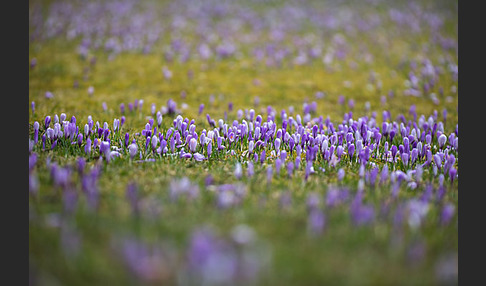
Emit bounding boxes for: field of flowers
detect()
[29,0,458,285]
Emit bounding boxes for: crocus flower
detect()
[100,140,111,159]
[260,150,266,165]
[129,143,138,159]
[29,153,37,172]
[181,152,192,159]
[85,138,92,154]
[401,153,409,167]
[77,133,83,146]
[29,173,39,196]
[351,203,375,226]
[113,118,120,132]
[234,163,243,179]
[275,158,282,175]
[207,142,212,157]
[33,121,39,143]
[337,168,345,181]
[44,116,51,129]
[407,199,430,229]
[449,167,457,184]
[287,162,294,178]
[193,153,206,162]
[308,209,325,236]
[348,144,355,160]
[336,145,344,159]
[247,161,254,177]
[170,137,175,153]
[248,140,255,153]
[438,134,447,149]
[434,154,442,170]
[274,138,281,154]
[440,203,455,226]
[189,138,198,153]
[266,166,273,184]
[151,135,158,152]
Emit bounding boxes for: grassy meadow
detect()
[29,0,458,285]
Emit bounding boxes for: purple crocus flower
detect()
[29,153,37,172]
[289,137,295,154]
[207,142,212,158]
[275,158,282,175]
[266,166,273,184]
[438,134,447,149]
[440,203,455,226]
[391,145,398,161]
[411,148,418,164]
[234,163,243,179]
[407,199,430,229]
[189,138,198,153]
[336,145,344,159]
[274,138,281,154]
[260,150,266,165]
[44,116,51,129]
[326,188,349,207]
[145,136,151,152]
[287,162,294,178]
[217,136,224,150]
[45,91,54,99]
[308,209,326,236]
[33,121,39,144]
[348,144,355,160]
[401,153,409,167]
[337,168,345,181]
[76,157,86,174]
[434,154,442,170]
[305,162,313,181]
[85,138,92,154]
[30,58,37,69]
[129,143,138,159]
[170,136,175,153]
[151,135,158,152]
[247,161,254,178]
[77,133,83,146]
[351,203,375,226]
[248,140,255,154]
[29,173,39,197]
[193,152,206,162]
[338,95,345,105]
[100,141,111,160]
[449,167,457,184]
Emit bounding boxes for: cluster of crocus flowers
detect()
[30,97,458,187]
[29,97,458,248]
